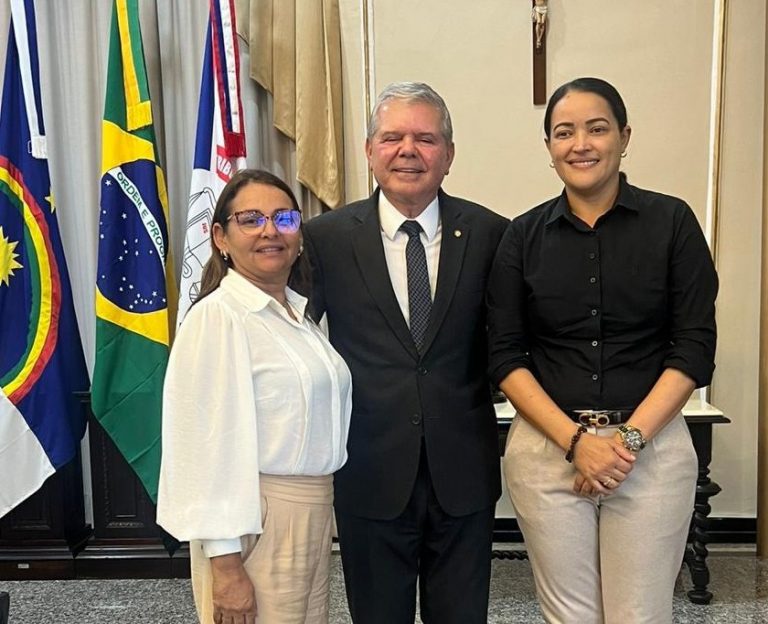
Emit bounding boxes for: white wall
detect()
[709,1,765,517]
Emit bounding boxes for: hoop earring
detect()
[621,151,627,158]
[298,243,304,257]
[549,161,555,168]
[221,250,229,262]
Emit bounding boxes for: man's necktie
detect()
[399,220,432,353]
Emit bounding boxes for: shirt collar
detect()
[545,192,571,226]
[614,174,638,213]
[220,269,308,319]
[378,192,440,242]
[545,174,639,227]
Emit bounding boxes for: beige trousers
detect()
[504,414,697,624]
[190,473,334,624]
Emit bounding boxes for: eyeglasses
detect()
[227,208,302,234]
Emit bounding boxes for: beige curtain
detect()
[235,0,345,211]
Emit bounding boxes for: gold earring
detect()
[621,151,627,158]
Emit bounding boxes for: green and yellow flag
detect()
[92,0,176,502]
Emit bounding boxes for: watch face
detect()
[623,429,644,451]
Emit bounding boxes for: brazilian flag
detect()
[92,0,176,503]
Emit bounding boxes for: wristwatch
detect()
[617,424,646,452]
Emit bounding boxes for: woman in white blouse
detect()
[157,169,352,624]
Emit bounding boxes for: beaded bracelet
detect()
[565,425,588,463]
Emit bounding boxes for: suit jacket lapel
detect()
[352,193,420,359]
[421,191,468,355]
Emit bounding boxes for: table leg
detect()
[0,591,9,624]
[685,422,720,604]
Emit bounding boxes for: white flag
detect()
[178,0,246,324]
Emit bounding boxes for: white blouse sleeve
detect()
[201,537,242,558]
[156,297,262,542]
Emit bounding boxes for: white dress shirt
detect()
[378,193,442,325]
[157,270,352,557]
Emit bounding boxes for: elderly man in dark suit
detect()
[304,82,508,624]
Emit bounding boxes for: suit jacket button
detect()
[411,414,422,425]
[417,366,427,376]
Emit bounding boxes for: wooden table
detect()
[493,398,730,605]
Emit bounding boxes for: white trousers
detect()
[504,414,697,624]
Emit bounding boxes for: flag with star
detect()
[92,0,176,503]
[177,0,246,324]
[0,0,89,517]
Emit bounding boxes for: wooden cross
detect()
[532,0,548,105]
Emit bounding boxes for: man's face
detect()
[366,99,455,217]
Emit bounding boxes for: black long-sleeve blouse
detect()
[487,176,718,411]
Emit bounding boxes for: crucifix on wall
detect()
[532,0,548,105]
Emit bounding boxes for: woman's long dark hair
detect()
[194,169,312,305]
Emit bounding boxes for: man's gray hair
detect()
[366,82,453,144]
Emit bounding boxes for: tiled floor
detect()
[0,551,765,623]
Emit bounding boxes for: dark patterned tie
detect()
[399,220,432,352]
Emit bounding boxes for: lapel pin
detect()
[454,229,462,238]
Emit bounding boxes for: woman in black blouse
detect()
[487,77,717,623]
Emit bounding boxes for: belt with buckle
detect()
[567,409,635,427]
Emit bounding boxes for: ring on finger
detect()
[602,476,616,488]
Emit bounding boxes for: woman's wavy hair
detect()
[194,169,312,305]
